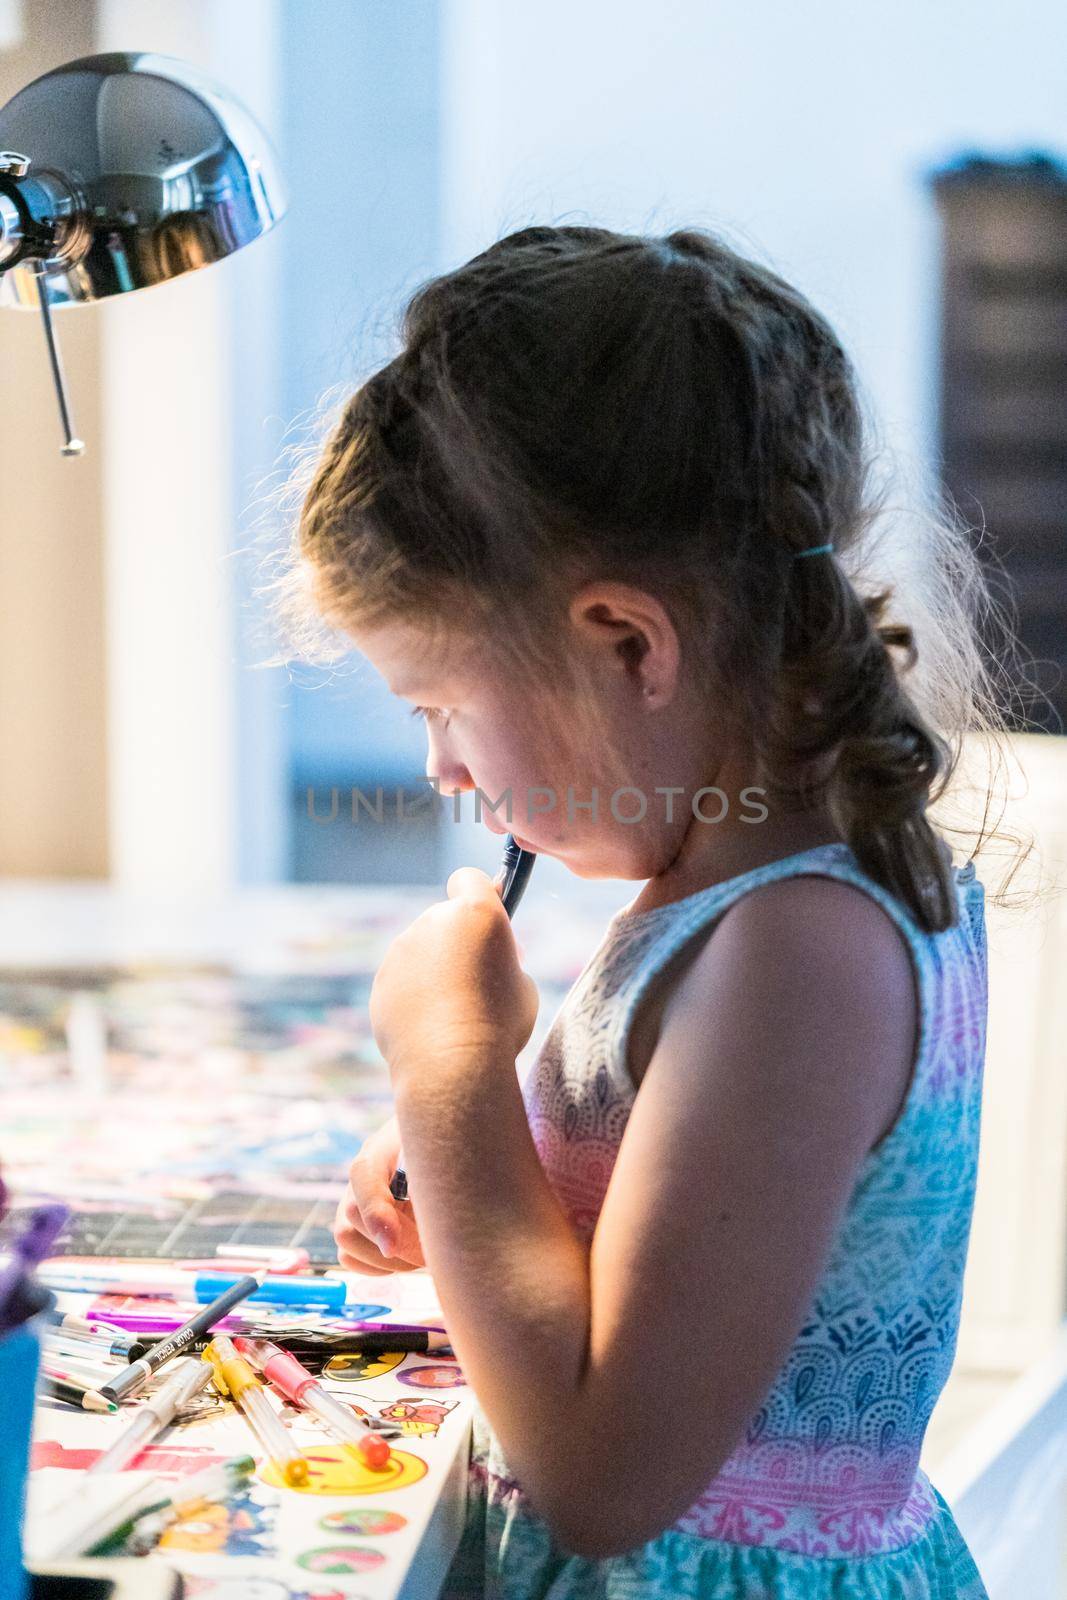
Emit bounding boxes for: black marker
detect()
[100,1270,265,1404]
[129,1328,454,1368]
[389,834,537,1203]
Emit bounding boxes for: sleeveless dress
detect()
[443,840,990,1599]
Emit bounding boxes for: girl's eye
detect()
[411,705,451,727]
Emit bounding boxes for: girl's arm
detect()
[377,872,917,1560]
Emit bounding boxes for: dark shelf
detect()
[931,151,1067,731]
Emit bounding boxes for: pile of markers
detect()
[36,1254,453,1559]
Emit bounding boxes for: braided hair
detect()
[279,223,1032,933]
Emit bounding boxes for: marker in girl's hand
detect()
[389,834,536,1204]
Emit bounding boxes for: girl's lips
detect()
[482,815,538,853]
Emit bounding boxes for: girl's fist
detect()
[333,1116,425,1273]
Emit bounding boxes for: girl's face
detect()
[345,612,715,880]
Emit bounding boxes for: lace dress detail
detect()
[443,842,990,1598]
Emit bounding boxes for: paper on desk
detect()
[27,1349,473,1598]
[25,1466,162,1561]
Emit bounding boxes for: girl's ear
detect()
[566,581,681,709]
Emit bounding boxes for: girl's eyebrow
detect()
[392,683,441,702]
[379,671,425,698]
[390,671,462,700]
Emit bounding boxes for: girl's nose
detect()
[425,727,473,797]
[430,761,473,798]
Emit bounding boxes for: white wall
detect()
[279,0,441,801]
[0,0,21,49]
[433,0,1067,881]
[440,0,1067,469]
[96,0,286,893]
[0,0,108,878]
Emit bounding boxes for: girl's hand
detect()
[333,1115,425,1272]
[369,867,539,1083]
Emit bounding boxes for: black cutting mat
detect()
[0,1189,341,1270]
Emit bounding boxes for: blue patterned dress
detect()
[443,841,990,1598]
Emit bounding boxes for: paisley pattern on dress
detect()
[442,843,991,1598]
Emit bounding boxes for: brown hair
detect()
[267,223,1041,934]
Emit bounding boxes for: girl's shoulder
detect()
[603,842,986,1119]
[607,840,985,999]
[644,864,921,1151]
[527,840,986,1245]
[610,840,982,944]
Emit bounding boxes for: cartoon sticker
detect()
[182,1583,347,1600]
[259,1443,428,1495]
[180,1581,291,1600]
[159,1491,276,1557]
[396,1363,466,1389]
[377,1399,457,1438]
[322,1350,405,1382]
[318,1507,407,1537]
[297,1547,387,1574]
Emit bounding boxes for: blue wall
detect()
[280,0,442,795]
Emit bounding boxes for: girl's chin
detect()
[483,823,538,852]
[507,831,540,853]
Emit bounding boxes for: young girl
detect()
[280,225,1008,1597]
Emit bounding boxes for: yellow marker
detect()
[203,1335,309,1488]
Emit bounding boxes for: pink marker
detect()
[234,1337,391,1469]
[197,1248,310,1274]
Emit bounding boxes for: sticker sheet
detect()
[26,1327,472,1599]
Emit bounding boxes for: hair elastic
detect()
[793,543,833,560]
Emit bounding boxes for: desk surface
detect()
[2,879,625,1599]
[26,1288,474,1600]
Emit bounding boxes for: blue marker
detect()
[41,1267,347,1310]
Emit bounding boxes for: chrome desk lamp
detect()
[0,51,286,454]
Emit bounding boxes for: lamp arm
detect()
[0,154,84,455]
[33,265,83,456]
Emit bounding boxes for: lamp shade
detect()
[0,50,286,308]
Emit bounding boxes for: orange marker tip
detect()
[361,1435,392,1470]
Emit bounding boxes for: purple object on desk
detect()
[73,1306,254,1335]
[70,1301,398,1335]
[0,1203,68,1335]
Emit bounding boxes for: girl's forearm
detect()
[393,1053,593,1505]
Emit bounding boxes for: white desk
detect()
[1,877,623,1599]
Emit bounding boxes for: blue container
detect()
[0,1318,42,1600]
